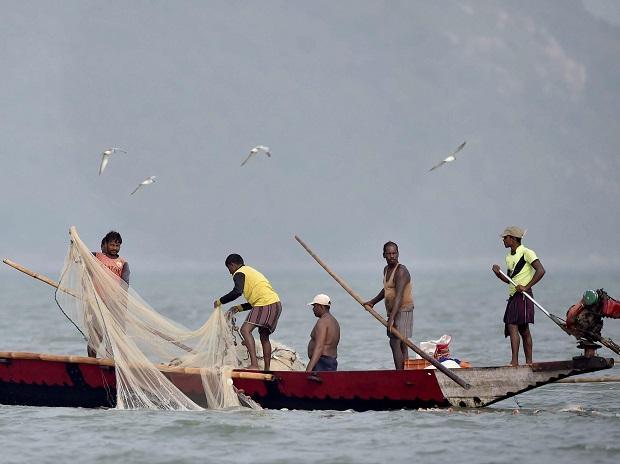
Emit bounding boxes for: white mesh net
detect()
[56,227,304,410]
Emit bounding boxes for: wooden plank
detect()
[0,351,274,381]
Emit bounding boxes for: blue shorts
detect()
[314,355,338,371]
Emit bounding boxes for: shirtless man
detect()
[364,241,414,370]
[306,294,340,372]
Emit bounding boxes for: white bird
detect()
[429,141,467,172]
[99,148,127,175]
[130,176,156,195]
[241,145,271,167]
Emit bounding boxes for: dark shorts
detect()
[245,301,282,334]
[314,355,338,371]
[504,291,534,337]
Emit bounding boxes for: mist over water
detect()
[1,1,620,272]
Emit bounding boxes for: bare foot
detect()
[247,364,260,370]
[509,362,519,367]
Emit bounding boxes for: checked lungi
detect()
[245,301,282,333]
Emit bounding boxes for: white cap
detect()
[307,294,331,306]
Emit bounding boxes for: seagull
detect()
[429,141,467,172]
[99,148,127,175]
[241,145,271,167]
[130,176,156,195]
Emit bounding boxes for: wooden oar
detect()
[3,258,79,297]
[2,258,198,355]
[294,235,471,389]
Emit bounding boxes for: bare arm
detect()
[516,259,545,292]
[306,319,328,372]
[121,262,130,285]
[491,264,511,284]
[387,266,410,335]
[364,289,385,308]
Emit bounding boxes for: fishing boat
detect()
[2,234,618,411]
[0,350,613,411]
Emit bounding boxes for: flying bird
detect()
[429,141,467,172]
[241,145,271,167]
[130,176,156,195]
[99,148,127,175]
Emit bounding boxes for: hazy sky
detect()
[1,0,619,275]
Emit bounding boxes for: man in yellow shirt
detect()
[214,254,282,370]
[492,226,545,366]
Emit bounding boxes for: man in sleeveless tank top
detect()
[88,231,130,358]
[214,254,282,370]
[364,242,414,370]
[492,226,545,366]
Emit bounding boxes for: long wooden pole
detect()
[294,235,471,389]
[0,351,274,381]
[3,258,79,297]
[2,258,197,355]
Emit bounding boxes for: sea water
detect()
[0,268,618,464]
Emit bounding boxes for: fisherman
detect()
[88,230,130,358]
[306,294,340,372]
[93,231,130,285]
[492,226,545,366]
[364,241,414,370]
[214,254,282,371]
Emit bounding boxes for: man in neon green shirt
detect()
[492,226,545,366]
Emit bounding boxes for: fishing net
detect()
[56,227,304,410]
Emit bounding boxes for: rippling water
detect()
[0,267,618,463]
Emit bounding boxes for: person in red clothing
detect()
[87,231,130,358]
[93,231,130,285]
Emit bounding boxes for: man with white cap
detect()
[306,294,340,372]
[492,226,545,366]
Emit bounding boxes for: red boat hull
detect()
[0,355,448,410]
[0,352,613,410]
[0,356,116,408]
[228,369,449,410]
